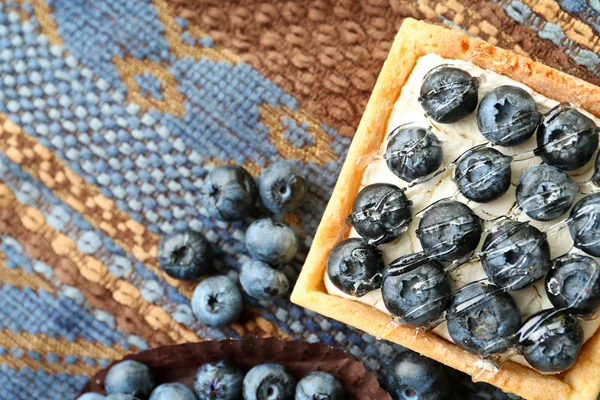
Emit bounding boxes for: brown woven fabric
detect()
[172,0,600,138]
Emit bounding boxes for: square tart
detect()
[291,18,600,400]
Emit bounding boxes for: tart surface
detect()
[291,19,600,400]
[324,52,600,371]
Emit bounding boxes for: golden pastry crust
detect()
[290,19,600,400]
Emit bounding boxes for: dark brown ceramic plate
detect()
[78,338,392,399]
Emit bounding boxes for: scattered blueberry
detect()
[191,276,243,328]
[194,360,244,400]
[454,146,511,203]
[546,254,600,317]
[447,283,521,356]
[77,394,105,400]
[240,260,290,300]
[348,183,412,244]
[536,104,599,171]
[480,220,552,290]
[569,193,600,257]
[295,371,345,400]
[105,395,140,400]
[385,126,443,182]
[382,253,451,327]
[258,160,308,214]
[385,351,450,400]
[204,165,257,221]
[419,66,478,123]
[417,200,483,263]
[158,230,212,280]
[515,165,578,221]
[246,219,298,265]
[149,383,196,400]
[518,309,583,373]
[326,238,384,297]
[477,85,542,146]
[243,363,296,400]
[104,360,155,398]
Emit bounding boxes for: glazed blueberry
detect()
[104,360,155,398]
[592,152,600,187]
[258,160,308,214]
[240,260,290,300]
[295,371,345,400]
[536,105,599,171]
[348,183,412,244]
[243,363,295,400]
[516,165,578,221]
[447,283,521,355]
[158,230,212,280]
[194,360,244,400]
[77,394,105,400]
[480,220,552,291]
[326,238,384,297]
[204,165,257,221]
[519,309,583,373]
[246,219,298,265]
[477,85,542,146]
[382,253,451,327]
[150,383,196,400]
[546,255,600,317]
[419,66,478,124]
[385,351,450,400]
[569,193,600,257]
[191,276,243,328]
[454,146,511,203]
[385,127,443,182]
[106,395,140,400]
[417,200,483,263]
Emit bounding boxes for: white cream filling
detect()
[325,54,600,372]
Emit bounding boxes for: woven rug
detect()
[0,0,598,398]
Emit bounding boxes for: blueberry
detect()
[326,238,383,297]
[158,230,212,280]
[106,395,141,400]
[536,105,599,171]
[477,85,542,146]
[385,351,450,400]
[454,146,511,203]
[518,309,583,372]
[480,220,552,291]
[239,260,290,300]
[77,394,105,400]
[382,253,451,327]
[258,160,308,214]
[592,151,600,187]
[204,165,257,221]
[516,165,578,221]
[348,183,412,244]
[447,283,521,355]
[194,360,244,400]
[243,363,295,400]
[385,126,443,182]
[546,255,600,317]
[295,371,345,400]
[246,219,298,265]
[419,66,478,124]
[150,383,196,400]
[104,360,155,398]
[569,193,600,257]
[417,200,483,263]
[191,276,243,327]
